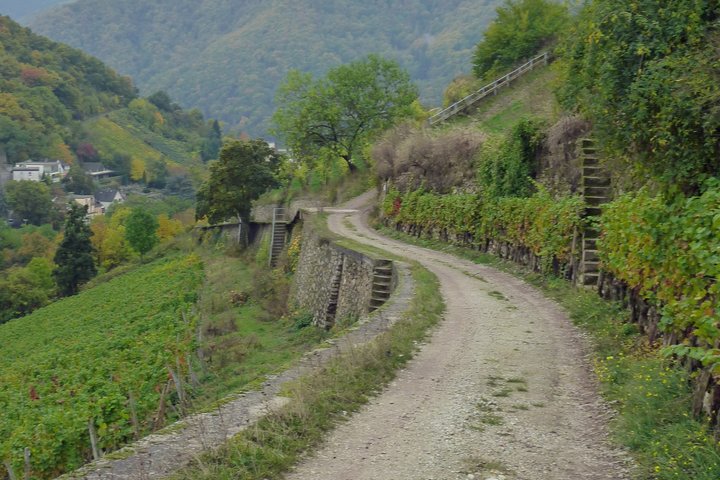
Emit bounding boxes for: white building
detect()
[12,160,68,182]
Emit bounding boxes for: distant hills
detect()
[30,0,503,137]
[0,0,70,22]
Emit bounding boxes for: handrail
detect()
[428,51,550,126]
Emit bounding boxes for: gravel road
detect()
[286,191,630,480]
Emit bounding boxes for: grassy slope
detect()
[441,65,559,136]
[190,249,329,406]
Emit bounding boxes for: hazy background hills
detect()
[28,0,502,137]
[0,0,69,22]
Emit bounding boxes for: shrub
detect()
[598,182,720,368]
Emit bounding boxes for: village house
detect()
[82,162,116,180]
[71,189,126,218]
[94,189,126,211]
[11,160,68,182]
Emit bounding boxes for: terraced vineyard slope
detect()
[0,255,203,479]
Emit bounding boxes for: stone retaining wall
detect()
[293,218,395,328]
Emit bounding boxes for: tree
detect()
[273,54,418,172]
[196,139,280,242]
[62,164,96,194]
[0,258,56,320]
[0,187,7,218]
[4,180,53,225]
[146,159,169,188]
[200,120,222,162]
[53,203,97,296]
[472,0,568,79]
[125,208,159,259]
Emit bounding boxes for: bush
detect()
[598,182,720,367]
[373,125,484,193]
[477,118,545,199]
[383,186,584,270]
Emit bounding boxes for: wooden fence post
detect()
[23,448,30,480]
[128,391,140,439]
[88,419,101,460]
[3,459,17,480]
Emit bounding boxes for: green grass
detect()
[376,224,720,480]
[436,66,559,137]
[188,250,330,407]
[169,262,444,479]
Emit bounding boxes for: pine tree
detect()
[53,203,97,296]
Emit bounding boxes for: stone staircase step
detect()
[585,206,603,217]
[583,250,600,262]
[585,196,609,207]
[584,186,610,197]
[583,176,611,187]
[583,238,597,249]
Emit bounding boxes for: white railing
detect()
[428,52,550,126]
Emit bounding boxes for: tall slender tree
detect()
[53,203,97,296]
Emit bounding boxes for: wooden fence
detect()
[428,51,550,126]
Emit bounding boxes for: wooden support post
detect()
[23,448,30,480]
[153,380,171,429]
[128,391,140,439]
[88,419,101,460]
[4,459,17,480]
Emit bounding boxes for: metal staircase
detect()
[428,52,550,126]
[322,261,344,329]
[269,207,287,267]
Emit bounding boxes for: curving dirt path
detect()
[287,191,630,480]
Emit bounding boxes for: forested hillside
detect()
[30,0,502,136]
[0,15,220,178]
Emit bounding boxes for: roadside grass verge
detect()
[169,263,443,480]
[376,225,720,480]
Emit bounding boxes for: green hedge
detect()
[383,187,584,269]
[599,183,720,367]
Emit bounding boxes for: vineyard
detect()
[0,255,203,479]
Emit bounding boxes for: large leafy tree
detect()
[196,139,280,240]
[472,0,568,79]
[273,54,418,172]
[4,180,54,225]
[53,203,97,296]
[62,164,96,195]
[125,208,159,259]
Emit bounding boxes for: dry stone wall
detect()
[293,218,394,329]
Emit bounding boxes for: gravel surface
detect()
[286,191,631,480]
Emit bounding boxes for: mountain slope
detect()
[30,0,502,136]
[0,15,215,178]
